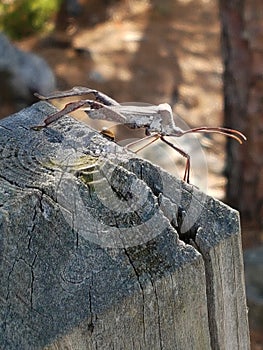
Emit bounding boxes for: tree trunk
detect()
[219,0,263,231]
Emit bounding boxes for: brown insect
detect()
[34,86,246,183]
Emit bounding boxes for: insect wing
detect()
[85,104,127,123]
[112,105,161,127]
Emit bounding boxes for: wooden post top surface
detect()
[0,102,250,349]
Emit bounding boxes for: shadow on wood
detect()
[0,102,250,349]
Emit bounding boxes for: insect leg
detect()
[35,86,119,106]
[32,99,102,129]
[160,136,190,183]
[126,134,160,153]
[34,87,97,100]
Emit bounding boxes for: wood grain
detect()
[0,102,249,349]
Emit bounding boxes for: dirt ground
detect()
[4,0,263,347]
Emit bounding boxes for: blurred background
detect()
[0,0,262,347]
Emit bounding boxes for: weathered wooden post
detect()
[0,102,250,349]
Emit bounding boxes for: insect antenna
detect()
[179,127,246,144]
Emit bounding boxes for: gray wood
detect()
[0,102,249,349]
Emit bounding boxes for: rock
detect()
[0,33,56,111]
